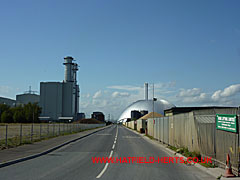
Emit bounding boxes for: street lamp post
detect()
[152,83,157,128]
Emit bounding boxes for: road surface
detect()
[0,125,215,180]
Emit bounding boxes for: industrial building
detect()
[0,97,16,107]
[164,106,238,116]
[16,87,40,105]
[39,56,80,121]
[118,83,175,122]
[91,112,105,122]
[0,87,39,107]
[77,113,86,120]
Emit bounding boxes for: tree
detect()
[1,110,13,123]
[0,104,10,122]
[23,103,41,123]
[13,108,25,123]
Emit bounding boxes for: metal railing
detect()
[0,123,105,148]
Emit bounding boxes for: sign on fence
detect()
[216,114,237,133]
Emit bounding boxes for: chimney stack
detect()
[144,83,148,100]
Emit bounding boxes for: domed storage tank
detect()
[119,99,175,122]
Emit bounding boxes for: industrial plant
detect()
[39,56,80,122]
[0,86,40,107]
[118,83,175,122]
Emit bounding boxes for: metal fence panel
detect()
[0,123,105,148]
[163,117,169,144]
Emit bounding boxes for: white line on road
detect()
[96,125,118,179]
[96,150,113,179]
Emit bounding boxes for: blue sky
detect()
[0,0,240,119]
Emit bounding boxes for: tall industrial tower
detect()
[39,56,80,122]
[63,56,80,117]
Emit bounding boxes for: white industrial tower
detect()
[39,56,80,121]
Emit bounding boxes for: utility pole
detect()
[152,83,157,125]
[153,83,154,122]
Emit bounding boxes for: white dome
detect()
[118,99,175,121]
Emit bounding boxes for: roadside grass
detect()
[145,134,154,140]
[167,145,216,168]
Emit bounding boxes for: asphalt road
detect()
[0,125,215,180]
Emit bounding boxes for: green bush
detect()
[0,103,41,123]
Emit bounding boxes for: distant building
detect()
[16,87,40,105]
[131,110,142,120]
[0,97,16,107]
[39,56,80,122]
[118,83,175,123]
[77,113,85,120]
[164,106,238,116]
[91,112,105,122]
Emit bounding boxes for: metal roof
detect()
[118,99,175,121]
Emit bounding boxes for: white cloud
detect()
[211,84,240,101]
[112,91,130,98]
[211,90,222,101]
[80,83,240,121]
[107,85,141,91]
[221,84,240,97]
[181,93,208,103]
[154,81,176,89]
[178,88,202,97]
[93,90,102,99]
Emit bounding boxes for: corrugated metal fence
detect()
[124,108,240,174]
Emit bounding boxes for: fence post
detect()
[58,123,60,135]
[40,124,42,139]
[20,124,22,145]
[5,125,8,147]
[53,124,55,136]
[31,123,33,142]
[47,123,49,137]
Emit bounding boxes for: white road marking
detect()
[96,126,118,179]
[97,134,112,136]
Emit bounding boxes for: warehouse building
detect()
[16,87,40,105]
[39,56,80,122]
[0,97,16,107]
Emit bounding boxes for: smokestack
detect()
[144,82,148,100]
[63,56,74,82]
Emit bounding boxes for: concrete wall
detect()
[40,81,79,121]
[62,82,74,117]
[40,82,63,120]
